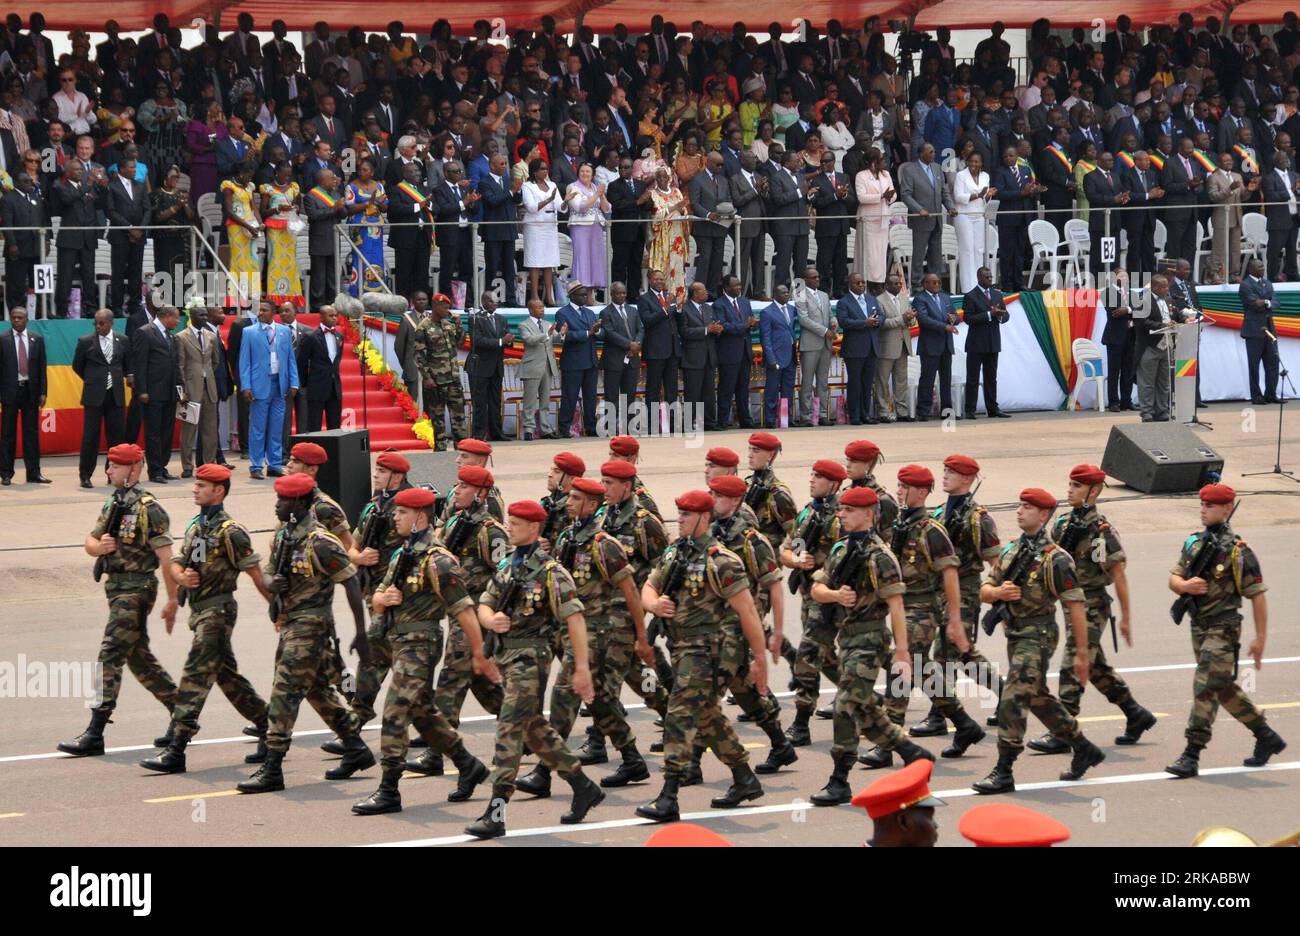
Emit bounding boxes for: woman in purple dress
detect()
[185,101,227,207]
[563,163,611,300]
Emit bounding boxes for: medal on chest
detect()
[687,561,707,597]
[521,580,545,614]
[291,542,312,576]
[573,548,594,584]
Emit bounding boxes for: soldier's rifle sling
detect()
[93,493,127,583]
[980,537,1038,636]
[1170,501,1240,625]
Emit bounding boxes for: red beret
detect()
[708,475,748,498]
[377,450,411,473]
[748,431,781,452]
[394,487,438,509]
[897,464,935,487]
[458,465,494,488]
[1019,488,1058,510]
[274,473,317,498]
[290,442,328,466]
[508,500,548,522]
[644,823,732,847]
[1200,483,1236,505]
[943,454,980,476]
[958,803,1071,847]
[430,293,452,305]
[107,443,144,465]
[600,460,638,480]
[570,477,606,497]
[608,435,639,455]
[457,439,493,456]
[851,758,944,820]
[838,486,879,508]
[812,458,848,482]
[1069,464,1106,485]
[706,446,740,467]
[675,490,716,513]
[194,464,231,483]
[844,440,881,463]
[553,451,586,476]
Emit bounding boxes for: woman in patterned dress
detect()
[345,157,388,297]
[220,160,261,305]
[259,161,304,307]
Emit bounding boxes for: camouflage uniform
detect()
[170,507,269,740]
[600,496,671,711]
[933,494,1001,694]
[349,488,407,725]
[415,312,467,449]
[90,485,178,715]
[744,467,798,545]
[1171,525,1268,748]
[263,515,364,754]
[309,488,352,541]
[782,497,842,715]
[633,475,661,518]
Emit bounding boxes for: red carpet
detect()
[337,334,428,452]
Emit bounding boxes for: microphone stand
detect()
[1188,309,1213,430]
[1243,328,1298,483]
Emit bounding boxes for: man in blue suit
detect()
[759,284,798,427]
[913,272,958,421]
[713,274,758,428]
[555,281,601,436]
[239,300,300,478]
[215,116,255,182]
[835,273,881,424]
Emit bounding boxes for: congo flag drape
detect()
[1014,289,1100,404]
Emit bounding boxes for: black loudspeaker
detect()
[1101,424,1224,493]
[291,429,372,526]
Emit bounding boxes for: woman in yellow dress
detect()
[698,80,734,149]
[345,157,389,297]
[220,160,261,305]
[645,166,689,303]
[258,161,304,307]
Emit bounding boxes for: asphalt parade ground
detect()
[2,402,1297,847]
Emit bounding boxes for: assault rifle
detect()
[1170,501,1241,626]
[484,574,525,659]
[92,492,127,582]
[176,520,207,608]
[355,498,393,593]
[266,530,293,624]
[540,493,568,544]
[380,541,419,635]
[821,536,868,629]
[744,471,770,511]
[647,538,693,644]
[788,505,825,594]
[981,535,1040,636]
[442,510,482,556]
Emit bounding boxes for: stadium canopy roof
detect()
[30,0,1296,34]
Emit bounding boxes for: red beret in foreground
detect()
[675,490,716,513]
[644,823,732,847]
[1069,464,1106,485]
[897,464,934,487]
[274,473,316,498]
[570,477,606,497]
[845,440,882,463]
[1019,487,1058,510]
[600,460,638,480]
[851,759,944,820]
[508,500,548,522]
[107,443,144,465]
[457,438,492,456]
[376,450,411,473]
[706,446,740,467]
[608,435,639,455]
[553,451,586,476]
[708,475,748,498]
[958,803,1071,847]
[290,442,328,465]
[812,458,848,482]
[394,487,437,509]
[748,431,781,451]
[458,465,494,488]
[194,464,231,483]
[838,486,879,508]
[943,454,980,476]
[1200,483,1236,504]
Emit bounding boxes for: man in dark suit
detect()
[1161,138,1206,265]
[835,273,880,425]
[730,153,767,298]
[759,284,798,427]
[607,159,648,295]
[992,147,1036,290]
[638,271,682,431]
[74,310,128,481]
[214,116,254,183]
[431,161,479,306]
[134,305,182,481]
[555,282,601,436]
[279,303,312,454]
[962,268,1011,418]
[2,172,47,311]
[1240,259,1281,403]
[477,153,521,306]
[679,281,720,431]
[467,293,511,441]
[1037,127,1077,236]
[688,153,729,297]
[550,135,584,192]
[1101,290,1138,411]
[1120,150,1164,276]
[107,159,150,319]
[599,281,643,433]
[1082,153,1129,274]
[299,305,344,431]
[808,153,856,297]
[52,160,108,319]
[1261,152,1300,282]
[713,275,757,427]
[0,307,49,484]
[913,273,958,421]
[387,161,434,301]
[304,170,347,310]
[309,95,348,153]
[767,151,810,291]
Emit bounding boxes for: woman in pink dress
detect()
[853,147,895,285]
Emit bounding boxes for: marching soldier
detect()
[745,432,798,545]
[704,447,760,528]
[59,444,180,756]
[843,440,899,533]
[1166,483,1286,778]
[466,500,605,839]
[636,490,770,822]
[866,463,985,769]
[414,293,468,450]
[607,435,662,518]
[1030,464,1156,754]
[781,459,847,746]
[444,438,505,522]
[285,442,355,548]
[238,473,375,793]
[973,488,1106,794]
[140,465,271,773]
[538,451,585,550]
[810,485,934,805]
[352,486,495,814]
[516,476,656,795]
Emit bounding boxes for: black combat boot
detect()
[514,763,552,797]
[941,710,986,758]
[407,734,428,749]
[973,749,1018,794]
[601,745,650,787]
[577,724,608,765]
[858,745,893,769]
[58,709,111,756]
[810,752,856,806]
[1165,744,1201,778]
[737,709,755,722]
[243,718,269,764]
[320,735,347,755]
[711,763,763,808]
[447,744,490,802]
[465,788,509,839]
[1114,699,1157,745]
[352,766,403,815]
[153,718,177,748]
[754,720,799,774]
[1027,732,1071,754]
[815,705,835,720]
[561,771,606,824]
[785,707,812,746]
[681,746,705,786]
[140,735,189,773]
[636,776,681,822]
[1243,726,1287,767]
[238,750,286,793]
[894,738,937,765]
[1059,736,1105,781]
[403,749,445,776]
[909,704,949,737]
[324,734,376,779]
[242,724,262,738]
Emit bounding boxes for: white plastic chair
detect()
[951,351,968,416]
[1026,219,1070,288]
[196,192,222,254]
[888,223,913,286]
[941,223,959,292]
[906,355,922,417]
[1063,218,1090,285]
[1153,218,1168,265]
[984,225,999,278]
[1242,212,1268,263]
[1193,219,1214,282]
[1067,338,1107,412]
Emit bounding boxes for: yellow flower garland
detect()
[353,336,438,451]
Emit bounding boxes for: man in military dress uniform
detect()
[810,485,934,806]
[745,432,798,546]
[238,473,375,793]
[538,451,585,550]
[1166,483,1286,778]
[843,440,899,534]
[973,487,1106,794]
[286,442,355,548]
[1029,464,1156,754]
[466,500,606,839]
[636,490,770,823]
[607,435,661,517]
[352,486,495,814]
[140,464,272,773]
[59,444,180,756]
[414,293,467,449]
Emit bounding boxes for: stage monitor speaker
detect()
[290,429,372,525]
[1100,424,1224,493]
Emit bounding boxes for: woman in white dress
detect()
[521,157,563,305]
[853,147,895,284]
[818,104,855,172]
[952,151,996,294]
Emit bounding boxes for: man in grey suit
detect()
[794,268,837,426]
[689,153,730,296]
[679,281,720,430]
[518,298,560,440]
[874,273,915,421]
[598,281,643,433]
[305,169,347,310]
[394,291,428,401]
[730,152,767,297]
[767,150,811,290]
[177,305,221,476]
[898,143,955,289]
